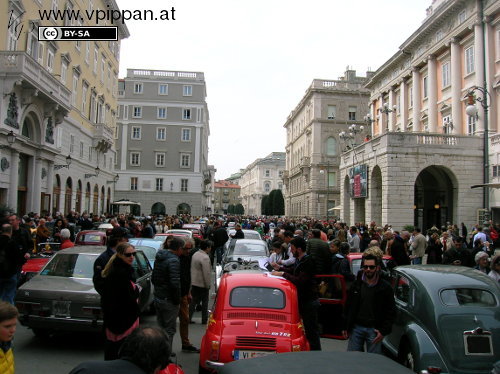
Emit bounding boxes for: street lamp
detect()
[85,166,100,178]
[0,130,16,149]
[379,102,397,115]
[106,174,119,184]
[339,124,364,150]
[54,154,72,170]
[465,86,491,217]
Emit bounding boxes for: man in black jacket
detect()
[306,229,331,275]
[152,237,183,350]
[8,215,32,280]
[210,221,228,265]
[0,224,24,304]
[272,237,321,350]
[342,254,396,354]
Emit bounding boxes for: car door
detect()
[133,251,152,311]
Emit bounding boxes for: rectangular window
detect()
[180,154,190,168]
[134,83,143,94]
[47,49,54,72]
[156,153,165,167]
[131,126,141,140]
[82,83,88,114]
[327,105,336,119]
[279,170,284,178]
[465,46,475,75]
[181,179,188,192]
[423,76,428,98]
[88,146,93,161]
[159,84,168,95]
[467,115,476,135]
[348,106,357,121]
[181,128,191,141]
[183,109,191,120]
[132,106,142,118]
[409,86,413,108]
[101,56,105,82]
[157,107,167,119]
[70,135,74,154]
[443,115,452,134]
[93,47,98,74]
[85,41,90,63]
[328,172,337,187]
[79,142,84,158]
[130,152,140,166]
[265,170,270,177]
[60,60,67,84]
[130,177,138,191]
[7,11,20,51]
[458,9,466,24]
[442,62,450,88]
[156,178,163,191]
[493,165,498,178]
[156,127,166,140]
[72,74,78,106]
[183,85,192,96]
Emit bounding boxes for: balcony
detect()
[93,122,114,152]
[0,52,71,112]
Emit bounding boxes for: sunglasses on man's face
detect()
[362,265,377,270]
[124,252,136,258]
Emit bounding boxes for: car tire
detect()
[198,364,211,374]
[399,342,416,372]
[32,328,51,339]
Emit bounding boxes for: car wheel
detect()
[32,328,51,339]
[198,364,211,374]
[399,342,416,372]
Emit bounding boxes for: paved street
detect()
[14,297,348,374]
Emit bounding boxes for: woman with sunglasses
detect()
[101,242,140,360]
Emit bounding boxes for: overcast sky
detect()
[117,0,431,179]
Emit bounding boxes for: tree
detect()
[261,195,269,215]
[270,189,285,215]
[267,190,277,215]
[227,204,235,214]
[235,204,245,215]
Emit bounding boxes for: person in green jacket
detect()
[0,301,18,374]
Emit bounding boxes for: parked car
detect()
[153,230,193,244]
[199,271,310,373]
[218,351,414,374]
[182,223,205,238]
[383,265,500,374]
[347,253,393,275]
[215,239,269,289]
[75,230,107,246]
[15,246,153,337]
[226,229,262,241]
[19,242,62,286]
[129,238,163,267]
[97,223,113,236]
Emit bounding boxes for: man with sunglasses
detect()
[342,254,396,354]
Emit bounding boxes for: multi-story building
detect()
[0,0,128,216]
[213,180,241,214]
[239,152,285,216]
[339,0,499,230]
[283,69,372,218]
[115,69,212,216]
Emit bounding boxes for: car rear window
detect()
[233,243,267,256]
[440,288,497,307]
[230,287,285,309]
[80,234,102,243]
[40,253,96,278]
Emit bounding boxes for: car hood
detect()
[436,310,499,372]
[17,275,97,298]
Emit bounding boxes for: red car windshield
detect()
[230,287,285,309]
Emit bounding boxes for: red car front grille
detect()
[226,311,287,322]
[235,336,277,349]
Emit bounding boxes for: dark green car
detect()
[383,265,499,373]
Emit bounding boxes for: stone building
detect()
[339,0,499,230]
[239,152,285,216]
[0,0,128,215]
[213,180,241,214]
[115,69,213,216]
[283,69,372,218]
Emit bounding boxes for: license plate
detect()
[234,350,275,360]
[464,334,493,355]
[52,301,71,318]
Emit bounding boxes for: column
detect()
[412,68,422,132]
[8,150,19,212]
[31,157,42,213]
[484,17,496,133]
[400,79,408,132]
[427,55,438,133]
[388,89,395,131]
[120,123,128,171]
[378,96,384,134]
[194,127,201,173]
[369,103,375,136]
[474,20,485,133]
[450,37,463,134]
[46,160,54,213]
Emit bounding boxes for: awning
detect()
[111,199,141,206]
[471,183,500,189]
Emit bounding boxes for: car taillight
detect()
[15,302,42,314]
[209,341,220,361]
[424,367,442,374]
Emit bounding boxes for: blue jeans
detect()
[216,246,224,264]
[347,324,382,354]
[155,298,180,350]
[0,274,18,304]
[412,257,422,265]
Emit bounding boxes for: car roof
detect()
[55,245,107,254]
[396,265,500,291]
[219,351,414,374]
[77,230,105,235]
[230,238,266,245]
[222,271,288,288]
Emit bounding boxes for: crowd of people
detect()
[1,209,500,372]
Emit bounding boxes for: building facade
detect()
[283,69,372,218]
[339,0,499,230]
[213,180,241,214]
[0,0,128,216]
[115,69,212,216]
[239,152,285,216]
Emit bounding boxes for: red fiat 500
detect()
[199,271,310,373]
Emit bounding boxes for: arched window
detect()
[264,182,271,193]
[326,137,337,156]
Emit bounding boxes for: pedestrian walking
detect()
[189,239,212,326]
[409,228,426,264]
[0,225,23,304]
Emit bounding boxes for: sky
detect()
[117,0,431,179]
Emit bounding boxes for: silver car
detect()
[15,246,153,337]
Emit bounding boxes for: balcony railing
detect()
[128,69,204,81]
[0,52,71,110]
